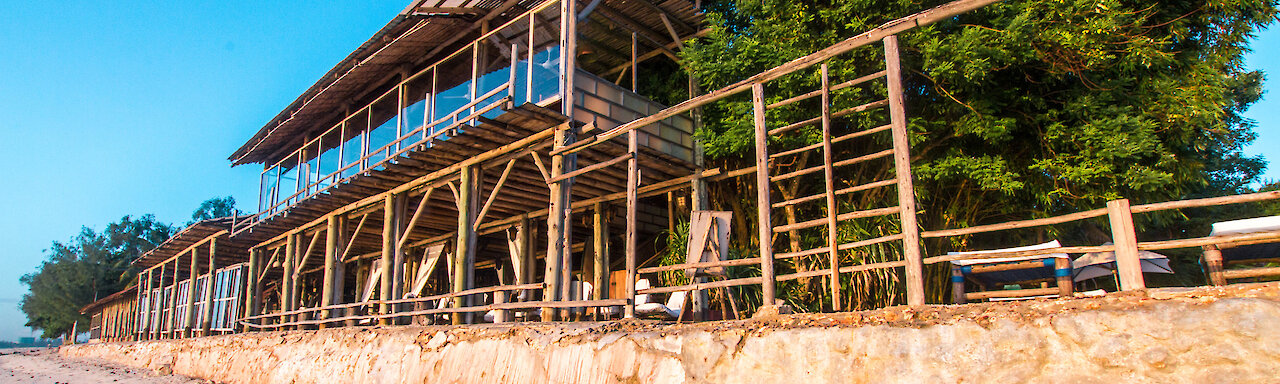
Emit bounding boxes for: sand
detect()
[0,347,205,384]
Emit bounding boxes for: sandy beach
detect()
[0,347,205,384]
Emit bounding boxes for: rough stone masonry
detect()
[61,283,1280,383]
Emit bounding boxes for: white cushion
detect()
[1211,216,1280,236]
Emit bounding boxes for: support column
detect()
[167,258,180,338]
[591,203,609,305]
[322,215,340,326]
[141,269,152,340]
[624,130,639,318]
[245,248,261,331]
[544,125,572,321]
[380,195,396,325]
[185,248,199,337]
[391,196,407,324]
[200,239,217,335]
[751,83,777,308]
[820,63,842,311]
[884,35,925,306]
[455,166,479,324]
[282,235,296,326]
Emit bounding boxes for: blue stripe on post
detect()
[1054,268,1072,277]
[951,275,965,283]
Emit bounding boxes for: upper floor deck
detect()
[231,0,704,234]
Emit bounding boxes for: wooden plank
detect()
[772,206,899,233]
[768,99,888,136]
[769,149,893,182]
[1221,266,1280,280]
[1106,199,1145,290]
[624,130,639,318]
[752,83,777,306]
[639,276,764,295]
[820,64,842,310]
[638,257,761,274]
[397,187,436,248]
[1130,190,1280,213]
[885,35,925,305]
[920,208,1110,238]
[475,159,517,229]
[965,287,1059,301]
[545,153,633,184]
[768,71,887,109]
[772,179,897,209]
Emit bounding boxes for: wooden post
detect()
[1106,199,1146,290]
[624,130,639,318]
[282,235,296,326]
[751,83,777,307]
[1202,245,1226,286]
[392,195,407,323]
[380,195,396,325]
[819,63,842,311]
[951,265,966,304]
[166,258,178,338]
[591,202,609,317]
[246,248,261,331]
[1054,257,1073,297]
[517,216,534,288]
[200,239,217,335]
[141,269,152,340]
[884,35,925,306]
[322,215,340,326]
[545,124,573,321]
[153,266,164,340]
[455,166,479,324]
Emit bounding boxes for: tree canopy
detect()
[672,0,1278,309]
[19,215,174,338]
[20,196,238,338]
[188,196,237,225]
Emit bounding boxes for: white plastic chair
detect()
[635,279,686,320]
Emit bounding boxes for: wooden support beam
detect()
[476,158,517,229]
[379,195,396,325]
[1107,199,1145,290]
[454,165,479,324]
[751,83,777,307]
[341,213,371,262]
[592,202,609,305]
[398,188,436,248]
[200,239,217,335]
[322,215,341,325]
[885,35,925,306]
[544,127,574,320]
[624,130,639,318]
[246,248,261,331]
[819,64,842,311]
[184,247,198,337]
[281,234,296,327]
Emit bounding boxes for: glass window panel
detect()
[367,93,398,168]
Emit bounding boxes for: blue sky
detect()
[0,2,1277,342]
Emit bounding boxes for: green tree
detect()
[678,0,1277,309]
[19,215,174,338]
[188,196,237,225]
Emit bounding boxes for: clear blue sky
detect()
[0,2,1277,342]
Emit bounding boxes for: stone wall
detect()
[61,284,1280,383]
